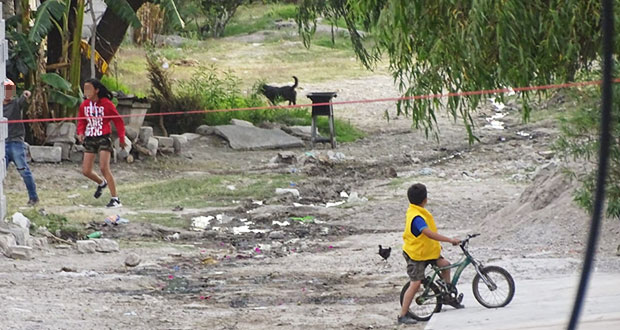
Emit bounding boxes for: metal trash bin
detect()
[306,92,337,148]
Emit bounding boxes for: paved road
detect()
[426,273,620,330]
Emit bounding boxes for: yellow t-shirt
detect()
[402,203,441,260]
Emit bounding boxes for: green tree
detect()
[297,1,618,219]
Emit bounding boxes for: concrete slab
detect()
[213,125,304,150]
[426,273,620,330]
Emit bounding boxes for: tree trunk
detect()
[94,0,146,70]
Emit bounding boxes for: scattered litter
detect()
[517,131,531,137]
[191,216,214,231]
[252,200,264,206]
[327,150,346,161]
[272,220,290,227]
[326,201,345,208]
[233,225,268,235]
[347,192,368,204]
[254,247,262,253]
[484,119,505,130]
[86,231,102,239]
[226,185,236,191]
[328,245,334,249]
[67,193,80,199]
[289,182,297,187]
[202,257,217,265]
[419,168,434,176]
[293,202,315,207]
[275,188,300,198]
[340,191,349,198]
[488,97,506,112]
[104,215,129,226]
[166,233,180,241]
[239,218,249,222]
[123,311,137,317]
[168,275,174,279]
[290,216,315,223]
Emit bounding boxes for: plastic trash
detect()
[86,231,102,239]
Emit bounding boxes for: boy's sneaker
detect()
[106,198,122,208]
[27,198,39,206]
[94,181,108,199]
[397,314,417,324]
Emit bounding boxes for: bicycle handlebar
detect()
[459,233,480,248]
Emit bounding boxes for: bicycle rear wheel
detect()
[472,265,515,308]
[400,281,442,321]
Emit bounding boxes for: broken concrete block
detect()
[169,134,188,154]
[11,212,31,229]
[29,146,62,163]
[125,126,139,142]
[93,239,120,253]
[230,119,254,127]
[125,253,141,267]
[155,136,174,149]
[8,227,30,246]
[146,137,158,156]
[46,122,76,144]
[181,133,201,141]
[53,142,72,160]
[8,245,34,259]
[0,234,17,255]
[26,237,49,250]
[139,126,153,144]
[113,136,133,160]
[196,125,213,136]
[76,240,97,254]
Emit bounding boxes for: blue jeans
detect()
[5,141,38,201]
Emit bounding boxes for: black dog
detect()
[260,76,298,105]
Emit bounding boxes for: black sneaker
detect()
[27,198,39,206]
[397,314,417,324]
[106,198,122,208]
[94,181,108,199]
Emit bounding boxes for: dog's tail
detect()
[292,76,298,89]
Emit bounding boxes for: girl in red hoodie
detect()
[77,78,126,208]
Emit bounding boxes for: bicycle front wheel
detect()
[400,281,442,321]
[472,265,515,308]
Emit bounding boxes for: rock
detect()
[419,168,434,176]
[274,151,297,164]
[347,192,368,204]
[268,231,285,240]
[114,136,133,160]
[181,132,201,141]
[76,240,97,254]
[385,167,398,178]
[230,119,254,127]
[538,151,556,159]
[283,126,313,140]
[70,144,85,162]
[146,137,159,156]
[125,127,139,142]
[26,237,49,250]
[11,212,31,229]
[155,136,174,149]
[46,122,76,144]
[327,151,346,161]
[139,126,153,144]
[125,253,141,267]
[213,125,304,150]
[196,125,213,136]
[7,227,30,246]
[93,239,120,253]
[169,134,188,154]
[0,234,17,255]
[53,142,72,160]
[7,245,33,259]
[275,188,300,198]
[29,146,62,163]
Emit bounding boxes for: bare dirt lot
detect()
[2,75,619,330]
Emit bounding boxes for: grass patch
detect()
[223,3,298,36]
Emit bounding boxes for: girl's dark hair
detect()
[407,183,427,205]
[85,78,113,100]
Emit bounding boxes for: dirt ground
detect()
[2,75,620,330]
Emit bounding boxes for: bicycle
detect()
[399,233,515,321]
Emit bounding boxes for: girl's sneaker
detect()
[94,181,108,199]
[106,198,122,208]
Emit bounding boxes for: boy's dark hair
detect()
[85,78,113,100]
[407,183,427,205]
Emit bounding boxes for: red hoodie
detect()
[77,97,125,144]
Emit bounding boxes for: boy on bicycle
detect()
[398,183,462,325]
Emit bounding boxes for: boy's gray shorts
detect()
[403,251,443,281]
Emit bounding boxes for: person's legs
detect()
[82,152,104,184]
[400,280,422,318]
[436,257,452,285]
[98,150,117,197]
[8,142,38,201]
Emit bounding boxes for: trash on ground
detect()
[326,201,346,208]
[290,216,315,223]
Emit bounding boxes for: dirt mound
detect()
[481,163,620,256]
